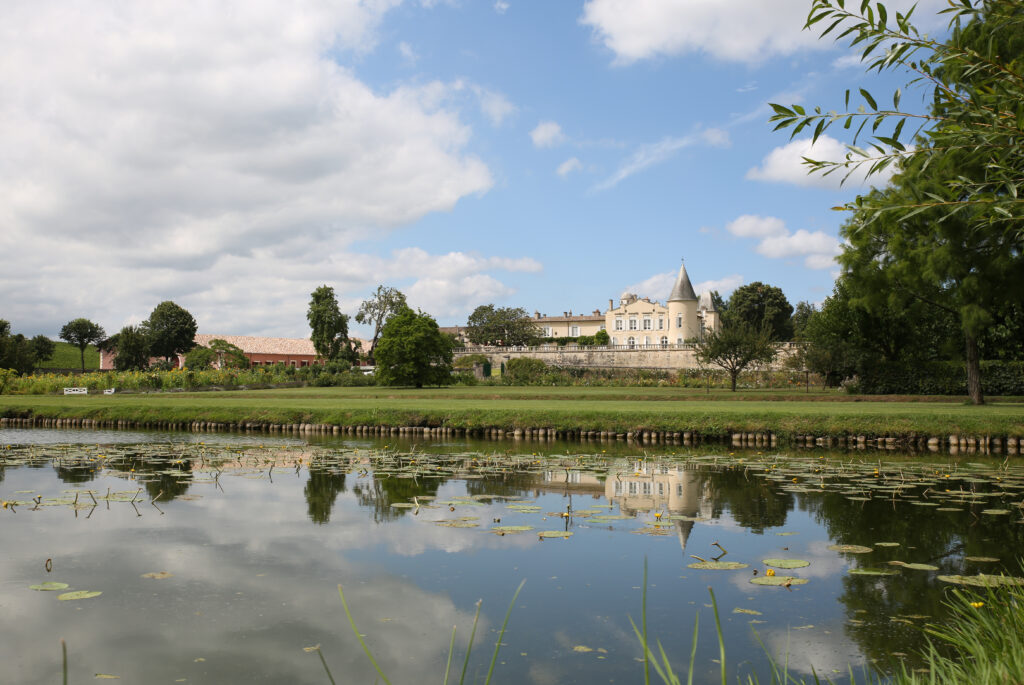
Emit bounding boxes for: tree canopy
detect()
[141,301,197,363]
[59,318,106,371]
[307,285,357,364]
[374,307,453,388]
[770,0,1024,402]
[355,285,407,362]
[465,305,540,346]
[725,282,794,341]
[694,322,778,392]
[110,325,152,371]
[1,321,55,375]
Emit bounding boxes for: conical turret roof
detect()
[667,262,697,302]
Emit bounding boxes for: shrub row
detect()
[848,361,1024,396]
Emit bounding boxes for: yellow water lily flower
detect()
[766,569,775,577]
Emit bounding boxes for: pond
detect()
[2,428,1022,684]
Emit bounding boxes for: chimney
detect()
[534,311,540,319]
[608,299,613,311]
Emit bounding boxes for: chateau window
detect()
[657,318,664,330]
[627,336,636,349]
[615,318,623,331]
[543,327,552,337]
[642,482,651,495]
[599,324,606,330]
[629,482,637,495]
[614,481,622,495]
[642,317,651,330]
[611,336,617,345]
[570,326,579,336]
[660,336,668,347]
[658,483,664,496]
[676,337,683,344]
[643,336,650,346]
[676,315,683,328]
[677,484,683,496]
[629,318,637,330]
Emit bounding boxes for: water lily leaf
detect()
[763,558,810,569]
[938,574,1024,587]
[733,607,763,615]
[981,509,1010,515]
[828,544,873,554]
[57,590,102,601]
[390,503,417,509]
[775,532,799,536]
[538,531,573,539]
[936,507,963,512]
[30,582,69,591]
[687,561,749,570]
[750,576,808,586]
[491,525,534,533]
[141,572,173,579]
[573,645,593,653]
[965,556,999,563]
[888,562,938,571]
[875,542,900,547]
[94,675,120,679]
[848,568,897,576]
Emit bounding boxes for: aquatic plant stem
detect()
[337,584,392,685]
[643,559,650,685]
[459,600,482,685]
[708,587,725,685]
[316,648,337,685]
[61,639,67,685]
[483,579,526,685]
[443,625,457,685]
[687,611,699,685]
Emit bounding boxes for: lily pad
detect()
[491,525,534,534]
[875,542,900,547]
[938,574,1024,588]
[687,561,749,570]
[733,608,763,615]
[763,558,810,569]
[29,582,69,591]
[538,531,573,539]
[888,561,939,571]
[828,544,873,554]
[750,576,809,586]
[57,590,102,601]
[848,568,897,576]
[981,509,1010,515]
[141,572,173,579]
[965,556,1000,563]
[775,532,799,536]
[390,503,417,509]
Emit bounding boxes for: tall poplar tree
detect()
[307,285,356,363]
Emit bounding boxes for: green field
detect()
[2,385,1022,438]
[35,342,100,370]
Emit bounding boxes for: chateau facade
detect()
[534,262,720,346]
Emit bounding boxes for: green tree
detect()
[184,346,218,369]
[30,335,56,365]
[593,329,611,345]
[694,322,777,391]
[375,307,453,387]
[307,285,356,363]
[106,325,152,371]
[790,301,817,340]
[465,305,540,346]
[59,317,106,371]
[141,302,197,364]
[355,285,407,362]
[725,282,794,340]
[208,338,250,368]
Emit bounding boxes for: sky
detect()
[1,0,950,340]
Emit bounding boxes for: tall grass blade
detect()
[316,648,337,685]
[687,611,699,685]
[443,625,456,685]
[459,600,483,685]
[61,639,67,685]
[483,579,526,685]
[643,558,650,685]
[707,587,726,685]
[338,584,393,685]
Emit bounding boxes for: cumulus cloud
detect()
[725,215,787,239]
[494,1,510,13]
[473,86,517,126]
[626,271,743,301]
[725,215,840,270]
[0,0,509,336]
[530,121,566,148]
[557,157,583,177]
[580,0,947,64]
[694,274,744,296]
[746,135,900,190]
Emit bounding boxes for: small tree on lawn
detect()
[375,307,453,388]
[142,302,197,364]
[694,322,777,392]
[60,318,106,371]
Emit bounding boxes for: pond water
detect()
[2,428,1023,684]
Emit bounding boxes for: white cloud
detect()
[593,128,729,191]
[725,215,787,239]
[0,0,506,336]
[625,271,743,301]
[746,135,900,190]
[473,86,517,126]
[530,120,566,148]
[832,53,864,69]
[398,40,418,64]
[557,157,583,177]
[724,215,841,271]
[494,1,510,14]
[580,0,947,64]
[694,274,744,296]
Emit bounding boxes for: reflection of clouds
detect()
[761,623,866,675]
[0,475,492,684]
[727,540,847,593]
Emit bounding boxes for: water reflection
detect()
[2,438,1022,683]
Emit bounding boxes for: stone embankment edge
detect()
[1,415,1020,456]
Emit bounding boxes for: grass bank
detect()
[1,386,1022,441]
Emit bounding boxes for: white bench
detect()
[103,388,116,395]
[63,387,88,395]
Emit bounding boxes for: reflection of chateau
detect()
[539,463,714,553]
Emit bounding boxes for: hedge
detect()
[850,361,1024,396]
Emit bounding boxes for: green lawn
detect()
[2,385,1022,438]
[35,342,100,370]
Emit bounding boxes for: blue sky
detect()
[0,0,947,339]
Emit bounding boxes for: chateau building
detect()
[532,261,720,346]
